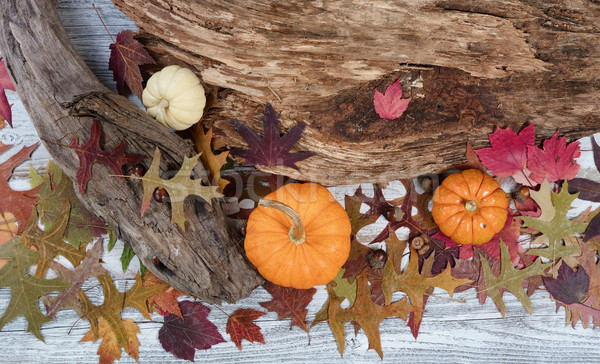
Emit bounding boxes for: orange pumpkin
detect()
[245,183,351,289]
[432,169,508,245]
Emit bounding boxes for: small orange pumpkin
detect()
[432,169,508,245]
[244,183,351,289]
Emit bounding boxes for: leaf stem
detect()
[92,4,117,44]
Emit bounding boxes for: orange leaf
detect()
[191,125,230,192]
[80,317,140,364]
[143,271,185,319]
[226,308,266,350]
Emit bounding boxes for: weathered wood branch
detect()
[0,0,262,303]
[113,0,600,185]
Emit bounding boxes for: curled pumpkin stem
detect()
[258,199,306,246]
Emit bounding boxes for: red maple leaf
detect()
[226,308,266,350]
[230,103,316,170]
[158,300,225,361]
[475,124,535,184]
[527,130,581,184]
[373,79,411,120]
[69,120,145,193]
[109,30,155,100]
[0,144,40,234]
[0,58,16,127]
[258,281,316,333]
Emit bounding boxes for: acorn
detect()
[153,187,169,203]
[366,249,387,269]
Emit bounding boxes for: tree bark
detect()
[113,0,600,185]
[0,0,262,303]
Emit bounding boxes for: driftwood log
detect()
[113,0,600,185]
[0,0,262,303]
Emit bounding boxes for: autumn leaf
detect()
[159,300,225,361]
[344,187,379,239]
[522,181,586,262]
[373,79,411,120]
[0,58,15,127]
[381,248,470,338]
[42,240,108,319]
[371,181,423,244]
[527,130,581,184]
[258,281,316,333]
[80,317,141,364]
[561,295,600,329]
[140,148,222,230]
[475,124,535,184]
[69,120,145,193]
[543,262,589,305]
[328,271,413,359]
[79,273,164,359]
[0,144,40,234]
[568,136,600,203]
[30,161,107,248]
[585,214,600,243]
[230,103,316,170]
[108,29,155,100]
[0,237,69,341]
[226,308,266,350]
[191,125,230,192]
[480,240,550,317]
[331,268,357,307]
[143,271,184,319]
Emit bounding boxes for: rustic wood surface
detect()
[112,0,600,185]
[0,0,261,303]
[0,1,600,362]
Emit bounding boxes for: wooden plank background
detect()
[0,0,599,362]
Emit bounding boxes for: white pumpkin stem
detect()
[157,98,169,119]
[258,199,306,246]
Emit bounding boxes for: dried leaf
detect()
[0,144,40,234]
[191,125,230,192]
[226,308,266,350]
[0,59,15,127]
[159,301,225,361]
[475,124,535,183]
[42,240,107,318]
[529,179,555,222]
[585,213,600,243]
[108,29,155,99]
[373,79,411,120]
[568,178,600,203]
[328,271,413,359]
[561,296,600,329]
[143,271,184,319]
[543,262,589,304]
[345,187,379,238]
[230,103,315,170]
[140,148,222,230]
[527,130,581,184]
[80,317,141,364]
[331,268,357,307]
[480,241,550,317]
[259,281,316,333]
[0,237,69,341]
[70,120,145,194]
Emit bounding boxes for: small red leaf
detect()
[527,130,581,184]
[0,59,16,127]
[158,301,225,361]
[475,124,535,182]
[373,79,411,120]
[258,281,316,333]
[226,308,266,350]
[69,120,145,193]
[108,30,155,100]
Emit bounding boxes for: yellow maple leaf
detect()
[80,317,140,364]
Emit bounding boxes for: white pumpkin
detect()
[142,65,206,130]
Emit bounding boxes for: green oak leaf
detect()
[331,268,357,307]
[481,240,550,317]
[0,237,70,341]
[522,181,586,261]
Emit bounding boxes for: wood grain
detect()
[112,0,600,185]
[0,0,261,303]
[1,0,600,363]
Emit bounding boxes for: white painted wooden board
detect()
[1,1,600,362]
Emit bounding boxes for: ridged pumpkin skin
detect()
[432,169,508,245]
[245,183,351,289]
[142,65,206,130]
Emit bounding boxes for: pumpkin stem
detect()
[157,98,170,120]
[465,200,478,212]
[258,199,306,246]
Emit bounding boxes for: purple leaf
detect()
[158,301,225,361]
[230,104,316,170]
[592,136,600,173]
[584,213,600,243]
[543,263,589,304]
[568,178,600,203]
